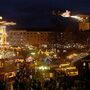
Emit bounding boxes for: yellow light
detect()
[38,66,50,70]
[50,73,53,77]
[16,59,24,63]
[31,52,36,55]
[45,51,49,56]
[67,53,78,59]
[4,22,16,26]
[53,54,57,58]
[66,66,76,70]
[41,51,44,54]
[59,63,70,68]
[0,16,2,20]
[50,51,54,54]
[35,62,37,65]
[67,71,78,76]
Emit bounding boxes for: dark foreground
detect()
[0,75,90,90]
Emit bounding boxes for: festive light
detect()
[38,66,50,71]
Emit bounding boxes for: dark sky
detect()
[0,0,90,28]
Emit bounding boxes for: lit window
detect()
[83,62,86,67]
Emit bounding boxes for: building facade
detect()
[7,30,51,47]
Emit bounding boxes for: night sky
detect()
[0,0,90,29]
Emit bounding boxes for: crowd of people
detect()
[13,77,90,90]
[12,71,90,90]
[0,63,90,90]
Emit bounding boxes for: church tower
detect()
[0,16,16,47]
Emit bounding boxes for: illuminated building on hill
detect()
[52,10,90,31]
